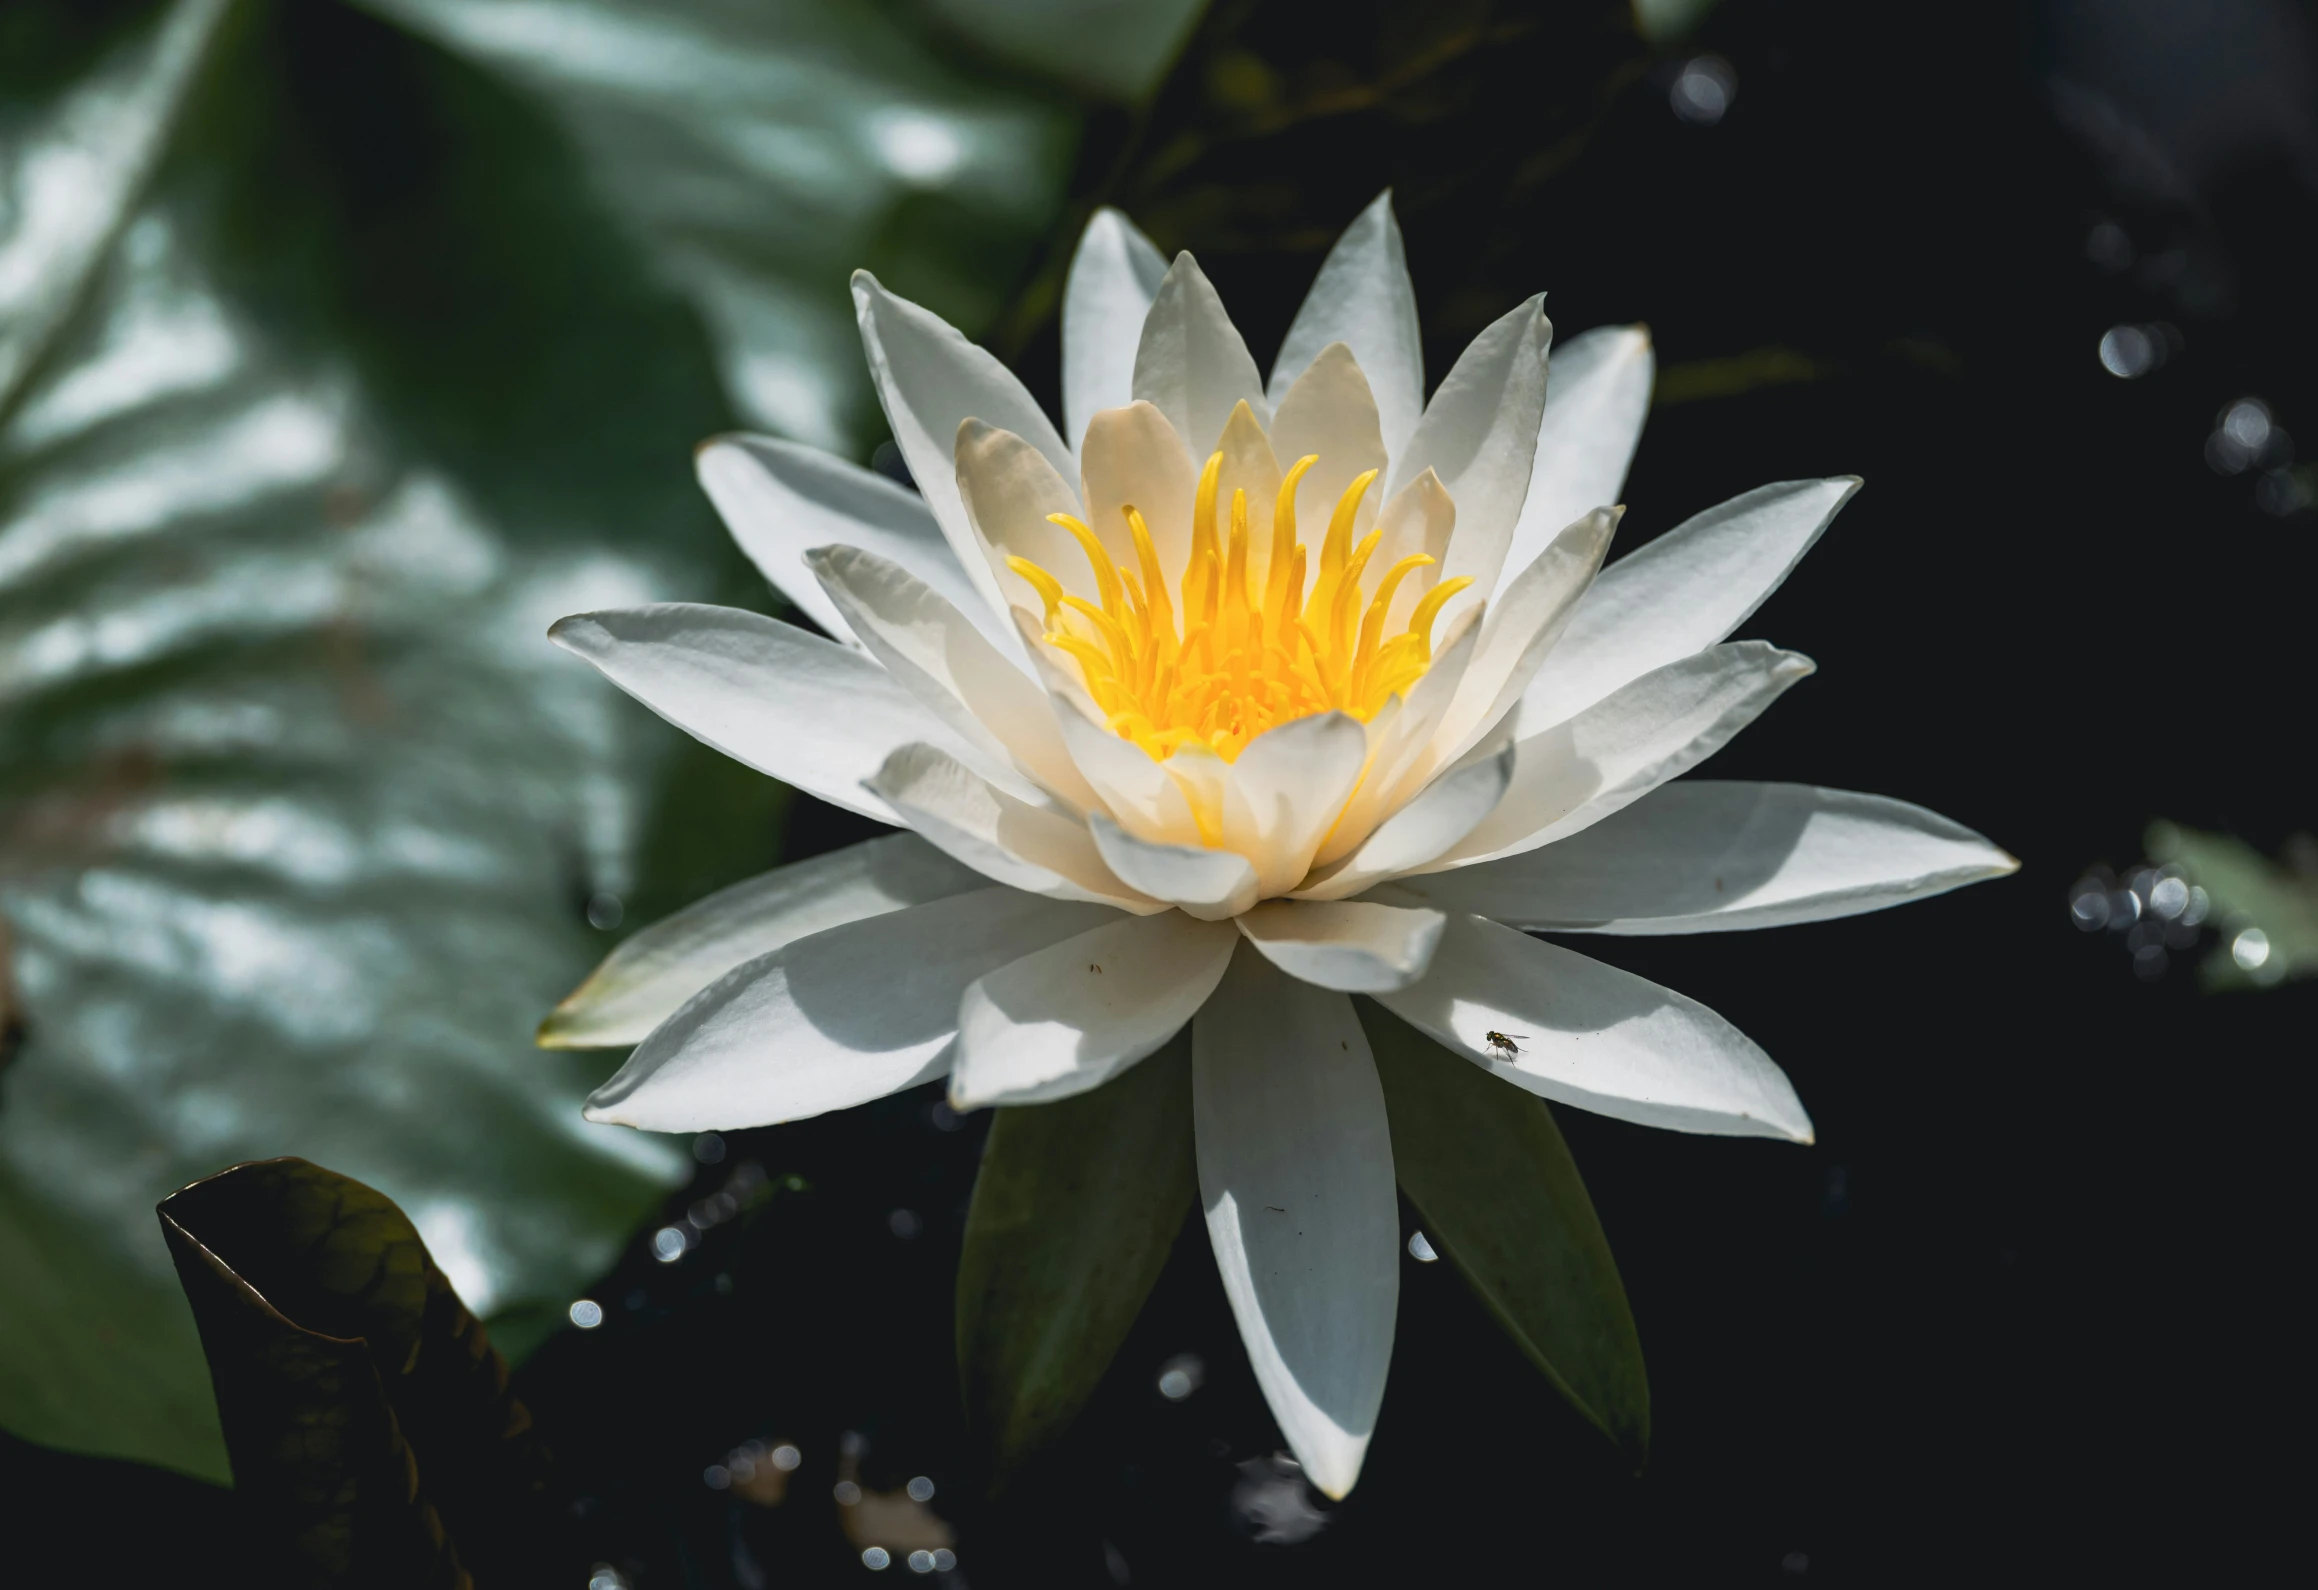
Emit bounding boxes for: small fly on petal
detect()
[1485,1031,1528,1059]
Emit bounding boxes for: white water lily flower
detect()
[542,194,2015,1498]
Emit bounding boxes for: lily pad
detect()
[0,0,1091,1480]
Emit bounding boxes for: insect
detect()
[1485,1031,1529,1059]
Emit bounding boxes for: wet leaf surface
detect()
[0,0,1084,1480]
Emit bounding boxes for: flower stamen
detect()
[1023,451,1464,762]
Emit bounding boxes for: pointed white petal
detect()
[541,833,985,1049]
[1430,507,1618,768]
[1194,947,1398,1497]
[854,271,1074,620]
[1315,604,1484,864]
[549,603,980,824]
[1367,465,1457,632]
[1401,781,2019,933]
[1223,711,1371,896]
[956,419,1101,617]
[869,744,1158,911]
[1494,326,1654,597]
[1267,344,1390,552]
[1012,602,1106,720]
[1389,295,1549,611]
[1062,207,1170,454]
[1133,252,1269,456]
[584,889,1117,1130]
[1081,400,1199,589]
[1046,688,1208,847]
[1268,192,1425,455]
[695,433,1006,654]
[951,911,1236,1108]
[1421,641,1814,872]
[1373,913,1813,1141]
[1298,744,1515,900]
[810,545,1100,811]
[1522,478,1859,728]
[1090,815,1260,921]
[1235,899,1446,993]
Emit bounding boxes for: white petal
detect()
[950,911,1237,1108]
[1046,690,1207,847]
[1366,465,1456,633]
[1421,641,1814,872]
[1235,899,1446,993]
[956,420,1096,614]
[1429,507,1618,769]
[1081,400,1199,590]
[1194,946,1398,1497]
[584,889,1117,1130]
[549,603,976,824]
[1223,711,1371,897]
[869,744,1157,911]
[1493,326,1654,598]
[1266,344,1390,553]
[1315,604,1484,864]
[1091,814,1260,921]
[1208,400,1283,582]
[854,271,1074,621]
[1133,252,1269,456]
[1268,192,1425,456]
[541,833,985,1050]
[1389,295,1549,611]
[1522,478,1859,728]
[1062,207,1169,454]
[1374,913,1813,1141]
[1401,781,2019,933]
[810,544,1100,811]
[694,433,1006,655]
[1299,744,1515,900]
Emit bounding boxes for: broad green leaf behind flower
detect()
[0,0,1130,1478]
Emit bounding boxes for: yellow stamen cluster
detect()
[1009,451,1471,763]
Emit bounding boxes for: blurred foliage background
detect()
[3,0,2315,1583]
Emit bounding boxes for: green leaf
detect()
[353,0,1084,453]
[1360,1001,1650,1467]
[0,0,1173,1481]
[956,1033,1195,1489]
[159,1157,557,1586]
[1631,0,1723,47]
[2145,821,2318,989]
[0,2,725,1480]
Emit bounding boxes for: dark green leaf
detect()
[1361,1000,1650,1467]
[956,1034,1195,1489]
[158,1157,560,1588]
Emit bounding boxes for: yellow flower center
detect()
[1008,452,1471,763]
